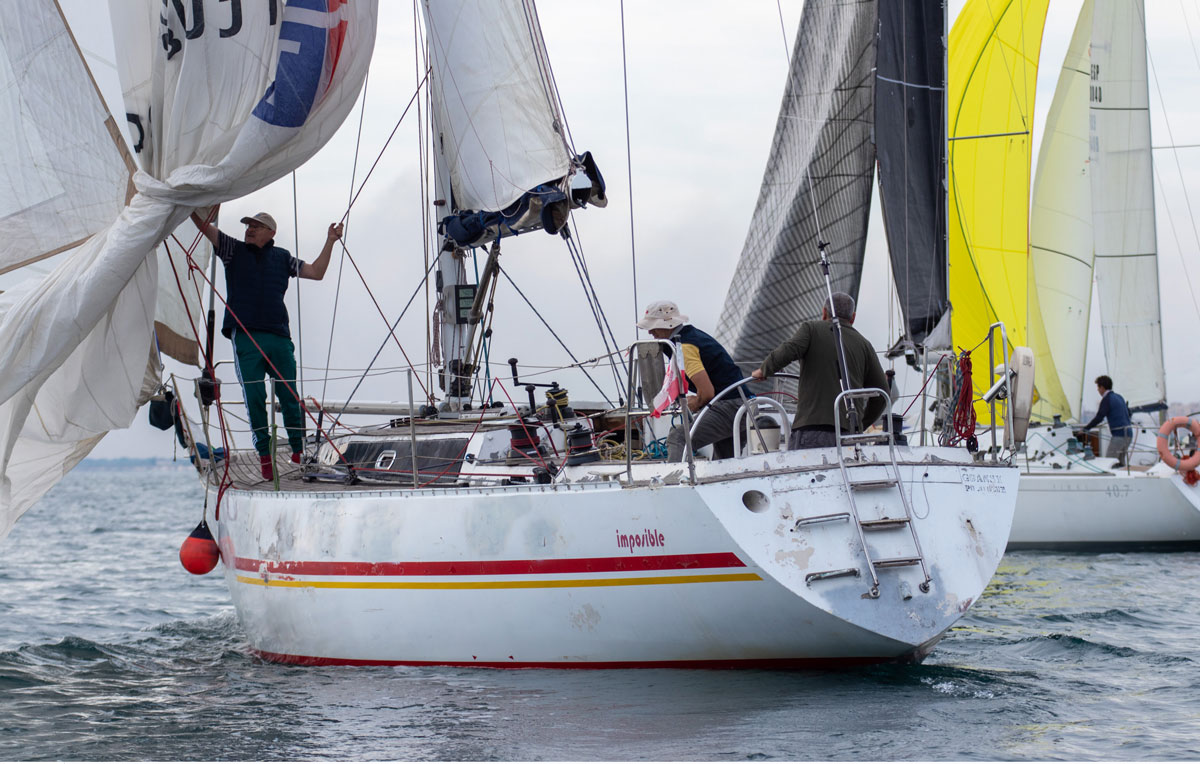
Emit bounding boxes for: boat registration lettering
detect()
[616,529,666,554]
[960,469,1007,494]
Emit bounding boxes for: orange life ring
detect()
[1156,416,1200,471]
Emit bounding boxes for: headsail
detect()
[947,0,1050,408]
[0,0,378,540]
[0,4,131,278]
[1028,0,1096,422]
[1089,0,1166,412]
[716,0,877,370]
[875,0,947,347]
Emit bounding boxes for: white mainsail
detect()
[1029,0,1095,422]
[0,0,378,540]
[1089,0,1166,410]
[422,0,572,215]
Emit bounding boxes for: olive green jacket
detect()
[759,320,888,431]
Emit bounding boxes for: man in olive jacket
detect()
[751,292,888,449]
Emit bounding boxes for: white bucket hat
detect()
[637,300,688,331]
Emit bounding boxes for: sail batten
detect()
[716,0,877,371]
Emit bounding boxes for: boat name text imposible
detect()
[616,529,666,554]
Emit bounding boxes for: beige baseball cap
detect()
[239,212,277,231]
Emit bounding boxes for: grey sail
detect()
[716,0,877,370]
[875,0,946,345]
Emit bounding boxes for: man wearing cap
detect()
[191,206,343,480]
[751,292,888,449]
[638,301,749,461]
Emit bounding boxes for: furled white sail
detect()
[1029,0,1095,422]
[1089,0,1165,410]
[422,0,571,214]
[0,0,378,540]
[0,4,131,277]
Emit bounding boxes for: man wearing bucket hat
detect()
[638,300,749,461]
[751,292,888,449]
[191,206,343,480]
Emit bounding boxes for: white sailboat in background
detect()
[1,0,1028,667]
[1010,0,1200,549]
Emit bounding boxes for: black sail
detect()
[875,0,947,344]
[716,0,878,371]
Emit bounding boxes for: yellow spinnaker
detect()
[948,0,1050,414]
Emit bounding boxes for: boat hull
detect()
[217,448,1017,667]
[1010,469,1200,550]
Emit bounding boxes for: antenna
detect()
[807,170,861,433]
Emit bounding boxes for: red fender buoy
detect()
[180,519,220,575]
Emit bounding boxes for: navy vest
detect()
[221,239,295,339]
[673,325,748,400]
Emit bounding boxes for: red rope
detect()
[950,350,977,444]
[166,237,360,485]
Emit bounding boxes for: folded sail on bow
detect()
[0,0,378,540]
[423,0,605,249]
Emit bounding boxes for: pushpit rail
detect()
[624,339,696,485]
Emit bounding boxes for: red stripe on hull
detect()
[251,648,926,670]
[233,552,746,577]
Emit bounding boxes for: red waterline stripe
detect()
[233,552,746,577]
[252,648,920,670]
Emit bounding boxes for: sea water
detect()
[2,465,1199,761]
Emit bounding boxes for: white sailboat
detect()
[1009,0,1200,549]
[0,0,1025,667]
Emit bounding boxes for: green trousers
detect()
[232,329,304,456]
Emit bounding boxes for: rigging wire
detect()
[322,68,372,406]
[415,0,435,397]
[332,257,442,423]
[292,171,303,400]
[774,0,790,61]
[341,70,430,222]
[336,241,431,399]
[618,0,640,331]
[1147,38,1200,322]
[498,265,615,407]
[563,220,626,399]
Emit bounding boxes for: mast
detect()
[420,0,604,413]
